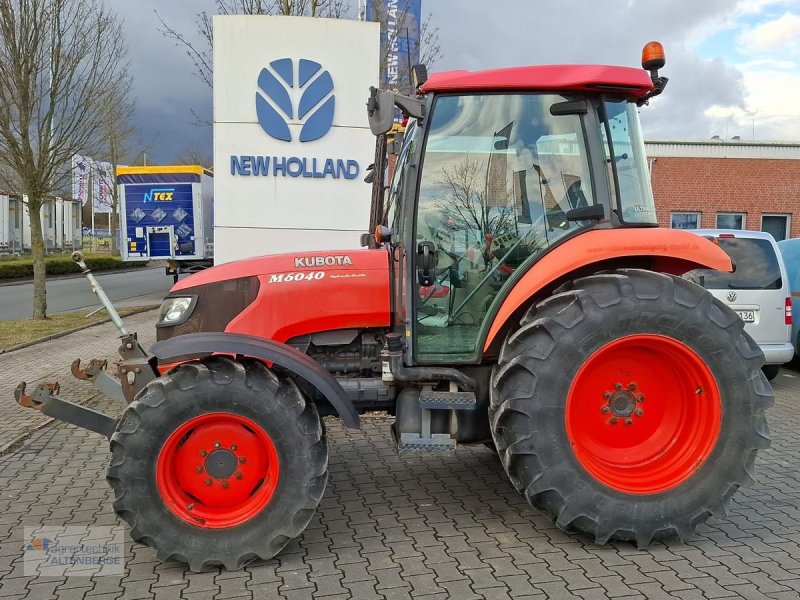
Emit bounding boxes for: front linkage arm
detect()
[13,251,159,435]
[14,382,118,438]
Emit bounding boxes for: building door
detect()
[761,215,789,242]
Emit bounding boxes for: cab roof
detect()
[421,65,653,98]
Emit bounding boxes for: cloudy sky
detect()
[118,0,800,163]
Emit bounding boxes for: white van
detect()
[685,229,793,380]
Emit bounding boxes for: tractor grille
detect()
[156,276,260,341]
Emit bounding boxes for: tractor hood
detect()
[157,249,391,343]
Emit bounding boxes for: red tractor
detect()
[16,43,772,571]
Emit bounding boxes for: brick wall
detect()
[650,156,800,238]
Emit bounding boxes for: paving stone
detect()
[2,336,800,599]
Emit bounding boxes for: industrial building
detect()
[647,139,800,241]
[0,194,82,254]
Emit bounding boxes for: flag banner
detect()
[367,0,422,89]
[71,155,91,206]
[93,161,113,214]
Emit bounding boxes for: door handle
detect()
[417,241,437,286]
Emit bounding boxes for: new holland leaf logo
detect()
[256,58,335,143]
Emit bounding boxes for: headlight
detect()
[156,296,197,327]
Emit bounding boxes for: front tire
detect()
[107,357,328,571]
[490,269,772,547]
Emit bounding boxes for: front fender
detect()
[483,228,732,351]
[149,332,359,429]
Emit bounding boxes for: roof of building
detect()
[421,65,653,98]
[645,139,800,160]
[116,165,210,177]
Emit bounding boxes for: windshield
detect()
[601,100,657,224]
[685,237,782,290]
[413,93,597,360]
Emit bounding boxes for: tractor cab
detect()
[367,56,666,365]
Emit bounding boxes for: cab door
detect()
[409,92,602,363]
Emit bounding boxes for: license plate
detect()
[737,310,755,322]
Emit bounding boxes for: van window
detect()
[685,237,782,290]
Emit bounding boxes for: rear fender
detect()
[149,332,359,428]
[483,228,732,352]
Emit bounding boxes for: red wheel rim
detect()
[156,413,280,528]
[565,335,721,495]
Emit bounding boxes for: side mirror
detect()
[416,241,437,286]
[367,87,395,135]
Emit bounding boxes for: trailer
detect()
[117,166,213,281]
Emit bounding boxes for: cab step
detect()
[397,432,456,454]
[418,390,477,410]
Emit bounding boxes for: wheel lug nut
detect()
[637,395,645,403]
[608,417,618,425]
[601,406,610,413]
[231,444,237,451]
[187,503,194,511]
[635,409,644,417]
[614,383,622,391]
[235,472,243,479]
[625,418,633,426]
[200,450,207,457]
[628,382,637,391]
[221,481,229,489]
[239,457,246,464]
[204,478,212,486]
[603,391,611,399]
[195,466,203,473]
[213,441,221,448]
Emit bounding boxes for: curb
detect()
[0,418,55,456]
[0,306,159,355]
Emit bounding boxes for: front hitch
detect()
[14,381,118,438]
[13,252,161,437]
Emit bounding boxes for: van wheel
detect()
[762,364,780,381]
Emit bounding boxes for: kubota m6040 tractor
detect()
[15,43,772,571]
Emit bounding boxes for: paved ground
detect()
[0,310,157,452]
[0,267,171,321]
[0,319,800,598]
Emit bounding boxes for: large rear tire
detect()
[107,357,328,571]
[490,269,772,547]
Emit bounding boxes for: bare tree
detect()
[157,0,439,95]
[92,90,150,254]
[433,157,535,269]
[174,144,214,171]
[156,0,352,93]
[0,0,130,318]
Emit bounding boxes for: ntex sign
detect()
[213,16,379,263]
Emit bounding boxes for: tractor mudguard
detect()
[149,332,360,429]
[483,228,732,351]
